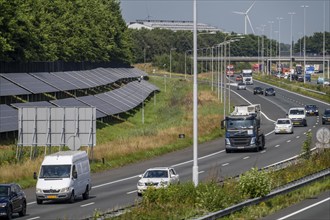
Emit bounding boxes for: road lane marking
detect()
[127,190,137,195]
[277,197,330,220]
[296,136,300,139]
[27,217,40,220]
[199,171,205,174]
[243,156,250,160]
[81,202,95,207]
[287,140,291,143]
[222,163,229,167]
[28,201,36,205]
[275,145,280,148]
[260,150,266,153]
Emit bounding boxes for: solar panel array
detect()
[0,68,158,133]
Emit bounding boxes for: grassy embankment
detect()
[0,74,225,188]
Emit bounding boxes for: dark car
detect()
[305,104,319,116]
[0,183,27,219]
[265,87,276,96]
[322,109,330,125]
[235,75,243,81]
[253,87,264,95]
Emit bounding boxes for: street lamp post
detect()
[277,17,283,73]
[288,12,295,81]
[268,21,274,75]
[137,76,144,124]
[261,24,266,74]
[192,0,198,187]
[143,45,150,72]
[170,48,176,78]
[301,5,309,84]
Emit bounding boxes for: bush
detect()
[302,131,312,159]
[239,167,272,198]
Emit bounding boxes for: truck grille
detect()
[230,137,251,146]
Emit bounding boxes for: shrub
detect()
[302,131,312,159]
[239,167,272,198]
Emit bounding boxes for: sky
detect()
[120,0,329,44]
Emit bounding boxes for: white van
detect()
[34,151,91,204]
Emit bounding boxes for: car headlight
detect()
[0,203,7,207]
[160,181,169,186]
[225,138,230,145]
[137,181,144,186]
[60,187,70,193]
[36,188,43,193]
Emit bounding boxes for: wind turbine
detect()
[233,1,256,34]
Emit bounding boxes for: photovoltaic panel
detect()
[77,95,123,115]
[77,70,105,87]
[0,104,18,132]
[89,68,118,84]
[93,68,121,82]
[109,89,137,108]
[11,101,55,108]
[96,92,130,112]
[31,72,79,91]
[51,72,92,89]
[0,75,31,96]
[1,73,59,94]
[50,97,106,118]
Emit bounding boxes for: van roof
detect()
[42,151,88,165]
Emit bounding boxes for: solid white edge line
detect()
[127,190,137,195]
[277,197,330,220]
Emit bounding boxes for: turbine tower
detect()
[233,1,256,34]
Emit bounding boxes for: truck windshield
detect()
[39,165,71,178]
[227,119,254,129]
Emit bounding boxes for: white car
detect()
[137,167,180,196]
[274,118,293,134]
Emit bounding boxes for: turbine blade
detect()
[233,11,245,15]
[247,15,255,34]
[246,1,256,14]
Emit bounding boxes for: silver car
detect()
[137,167,180,196]
[237,82,247,90]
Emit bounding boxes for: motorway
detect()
[19,78,329,220]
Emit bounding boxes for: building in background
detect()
[128,19,222,32]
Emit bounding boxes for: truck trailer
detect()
[221,104,265,153]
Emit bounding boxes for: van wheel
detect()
[82,187,89,200]
[68,191,75,203]
[36,198,43,204]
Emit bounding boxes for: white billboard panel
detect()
[18,107,96,147]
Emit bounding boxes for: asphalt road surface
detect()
[18,78,330,220]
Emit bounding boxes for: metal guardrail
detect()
[194,168,330,220]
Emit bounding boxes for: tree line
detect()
[1,1,328,72]
[0,0,132,64]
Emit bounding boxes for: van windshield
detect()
[39,165,71,178]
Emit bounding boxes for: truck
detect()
[221,104,265,153]
[242,70,253,85]
[226,65,235,77]
[34,151,91,204]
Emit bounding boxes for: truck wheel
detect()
[226,149,231,153]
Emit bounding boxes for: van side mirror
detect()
[73,171,78,179]
[33,172,37,179]
[220,120,225,129]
